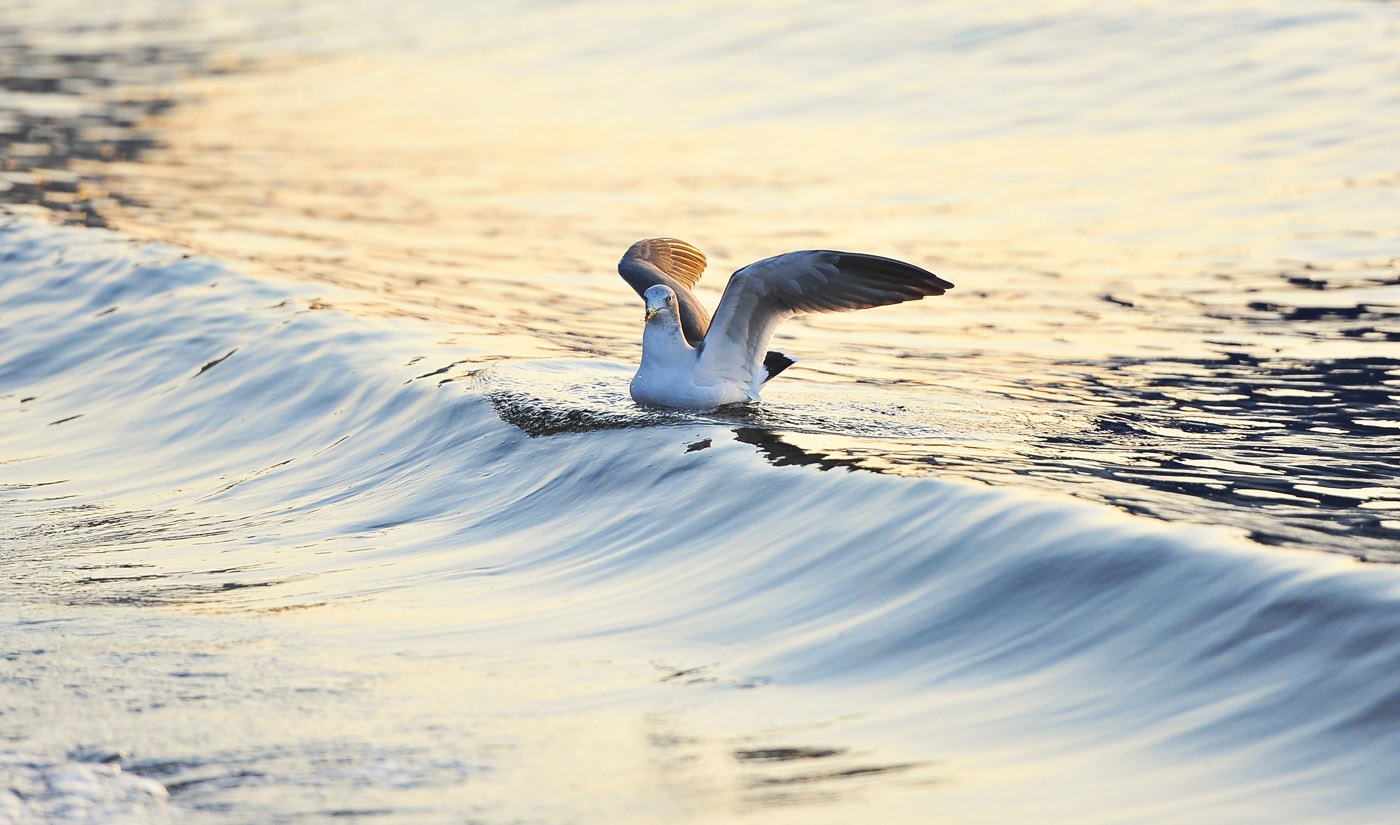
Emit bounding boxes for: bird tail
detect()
[761,350,798,384]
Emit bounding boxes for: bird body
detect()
[618,239,952,409]
[629,285,761,408]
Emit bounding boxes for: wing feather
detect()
[696,250,952,391]
[617,238,711,346]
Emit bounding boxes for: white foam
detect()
[0,755,169,825]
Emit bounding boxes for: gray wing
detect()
[696,250,953,390]
[617,238,711,347]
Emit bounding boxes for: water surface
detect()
[2,1,1399,822]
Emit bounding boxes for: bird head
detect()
[643,284,676,322]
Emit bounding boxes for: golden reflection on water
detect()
[86,41,1393,387]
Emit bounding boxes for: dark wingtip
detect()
[832,252,953,298]
[762,350,797,383]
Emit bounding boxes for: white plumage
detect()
[618,239,952,409]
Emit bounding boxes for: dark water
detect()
[3,1,1400,822]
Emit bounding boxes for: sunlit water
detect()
[2,1,1399,823]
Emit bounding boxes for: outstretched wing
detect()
[617,238,711,347]
[696,250,952,391]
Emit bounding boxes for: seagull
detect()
[618,238,952,409]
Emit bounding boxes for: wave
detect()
[4,216,1400,821]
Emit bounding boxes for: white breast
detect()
[629,366,753,408]
[629,300,762,409]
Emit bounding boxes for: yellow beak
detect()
[644,306,659,321]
